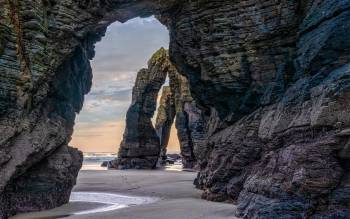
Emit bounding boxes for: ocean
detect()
[82,153,117,170]
[82,153,184,171]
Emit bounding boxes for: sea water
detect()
[82,153,116,170]
[82,153,184,171]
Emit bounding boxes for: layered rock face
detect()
[115,48,203,169]
[155,86,175,162]
[167,70,206,169]
[0,146,82,218]
[174,1,350,218]
[111,48,168,169]
[1,0,350,218]
[154,61,206,169]
[0,0,96,217]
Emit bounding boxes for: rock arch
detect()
[111,48,170,169]
[155,86,176,164]
[1,0,350,218]
[111,48,204,170]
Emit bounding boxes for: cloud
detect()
[89,89,132,102]
[91,16,170,79]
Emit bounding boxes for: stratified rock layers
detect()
[155,86,175,162]
[154,63,206,169]
[0,146,82,218]
[0,1,94,217]
[112,48,168,169]
[176,1,350,218]
[168,71,206,169]
[115,48,203,170]
[1,0,350,218]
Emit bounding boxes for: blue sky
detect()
[70,16,180,153]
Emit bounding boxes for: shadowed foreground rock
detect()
[1,0,350,218]
[0,146,82,218]
[192,2,350,218]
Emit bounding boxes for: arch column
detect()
[111,48,169,169]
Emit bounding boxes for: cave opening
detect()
[2,1,350,218]
[70,16,186,169]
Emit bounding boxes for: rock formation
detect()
[185,1,350,218]
[0,1,93,216]
[167,71,206,169]
[1,0,350,218]
[155,86,175,163]
[0,146,82,217]
[114,48,203,169]
[111,48,168,169]
[154,65,206,169]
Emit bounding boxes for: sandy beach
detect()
[12,170,238,219]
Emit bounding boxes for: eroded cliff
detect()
[114,48,202,169]
[154,53,205,169]
[167,69,206,169]
[0,0,350,218]
[155,86,175,163]
[111,48,168,169]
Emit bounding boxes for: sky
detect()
[70,16,180,153]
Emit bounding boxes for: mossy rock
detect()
[149,47,168,65]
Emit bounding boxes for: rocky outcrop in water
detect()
[1,0,350,218]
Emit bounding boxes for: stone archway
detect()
[110,48,205,170]
[0,1,173,217]
[1,0,350,218]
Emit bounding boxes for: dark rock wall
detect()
[154,61,207,169]
[1,0,350,218]
[0,34,92,217]
[232,64,350,219]
[167,0,299,123]
[168,0,350,218]
[0,146,82,218]
[0,0,98,217]
[168,70,206,169]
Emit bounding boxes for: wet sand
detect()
[12,170,239,219]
